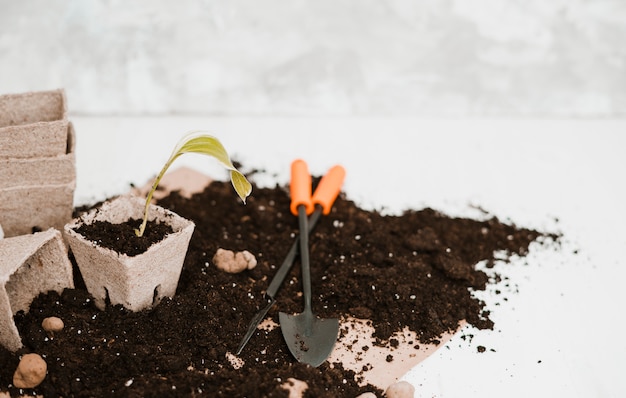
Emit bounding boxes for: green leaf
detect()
[230,170,252,203]
[135,132,252,237]
[175,133,234,168]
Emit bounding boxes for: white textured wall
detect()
[1,0,625,117]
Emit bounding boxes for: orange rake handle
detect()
[312,165,346,215]
[290,159,314,216]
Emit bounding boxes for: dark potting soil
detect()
[73,219,174,257]
[0,179,557,397]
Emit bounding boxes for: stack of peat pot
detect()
[0,89,76,352]
[0,89,76,236]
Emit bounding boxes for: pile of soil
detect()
[0,178,556,397]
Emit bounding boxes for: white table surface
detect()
[71,116,626,397]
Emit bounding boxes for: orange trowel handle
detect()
[312,165,346,215]
[290,159,314,216]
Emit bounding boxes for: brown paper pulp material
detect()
[0,229,74,351]
[64,195,195,312]
[0,89,68,159]
[0,123,76,237]
[0,185,75,237]
[144,167,459,390]
[328,318,459,390]
[132,166,213,200]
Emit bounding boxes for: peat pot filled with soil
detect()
[63,132,251,313]
[63,195,195,312]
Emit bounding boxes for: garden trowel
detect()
[235,162,345,357]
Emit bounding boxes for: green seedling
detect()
[135,132,252,237]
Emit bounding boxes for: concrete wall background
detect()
[1,0,625,117]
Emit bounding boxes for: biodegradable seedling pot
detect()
[0,228,74,351]
[64,195,195,312]
[0,122,76,237]
[0,89,68,159]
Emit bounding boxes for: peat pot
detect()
[0,89,68,159]
[64,195,195,312]
[0,229,74,351]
